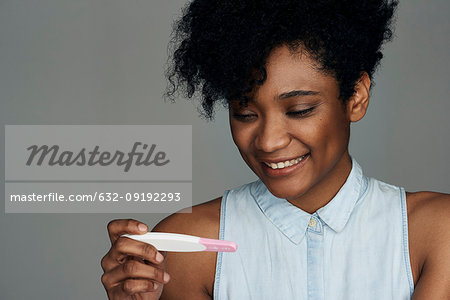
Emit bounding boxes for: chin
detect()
[262,178,308,200]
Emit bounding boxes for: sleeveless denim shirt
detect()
[213,159,414,299]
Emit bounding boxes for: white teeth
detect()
[264,155,306,170]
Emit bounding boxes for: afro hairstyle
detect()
[166,0,399,119]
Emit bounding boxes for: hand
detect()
[101,219,170,300]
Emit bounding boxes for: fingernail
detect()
[153,282,159,290]
[163,272,170,283]
[156,252,164,263]
[138,224,147,232]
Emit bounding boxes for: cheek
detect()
[288,117,327,147]
[230,122,261,172]
[319,114,350,152]
[230,125,257,172]
[291,112,349,152]
[230,122,251,152]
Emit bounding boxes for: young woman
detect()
[101,1,450,299]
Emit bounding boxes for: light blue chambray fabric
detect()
[214,159,414,300]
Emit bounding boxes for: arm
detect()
[408,192,450,300]
[153,198,221,300]
[100,197,221,300]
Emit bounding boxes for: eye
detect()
[286,106,315,118]
[232,112,257,121]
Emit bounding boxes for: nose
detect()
[254,116,291,153]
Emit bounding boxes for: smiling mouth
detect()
[263,154,308,170]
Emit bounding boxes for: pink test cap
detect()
[199,238,238,252]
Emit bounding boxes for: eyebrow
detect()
[278,90,319,99]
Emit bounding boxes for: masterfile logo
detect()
[5,125,192,213]
[26,142,170,172]
[5,125,190,181]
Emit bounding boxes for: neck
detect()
[288,152,352,214]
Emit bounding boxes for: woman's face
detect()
[229,45,355,208]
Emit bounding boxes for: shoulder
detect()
[152,197,222,300]
[153,197,221,237]
[406,191,450,299]
[406,191,450,239]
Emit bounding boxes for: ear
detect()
[346,72,371,122]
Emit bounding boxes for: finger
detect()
[101,244,164,273]
[107,279,160,299]
[101,250,133,272]
[122,279,161,295]
[101,251,114,272]
[111,236,165,265]
[101,259,170,289]
[107,219,148,243]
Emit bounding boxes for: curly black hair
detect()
[166,0,399,119]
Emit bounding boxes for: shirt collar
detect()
[251,157,368,245]
[316,158,368,233]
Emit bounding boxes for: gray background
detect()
[0,0,449,299]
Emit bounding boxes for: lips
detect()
[262,154,308,169]
[259,153,310,177]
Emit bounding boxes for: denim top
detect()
[213,159,414,299]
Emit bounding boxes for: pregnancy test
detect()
[122,232,237,252]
